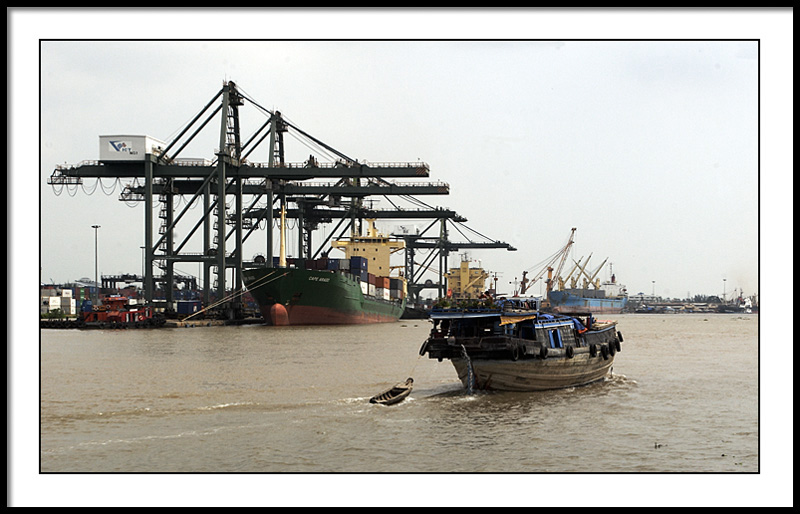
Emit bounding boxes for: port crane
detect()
[48,81,515,317]
[574,256,608,289]
[559,255,586,290]
[49,81,442,316]
[519,227,576,295]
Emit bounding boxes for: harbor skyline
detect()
[23,13,776,300]
[27,33,772,300]
[24,24,780,299]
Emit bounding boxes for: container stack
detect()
[40,288,76,315]
[350,256,368,283]
[389,278,405,300]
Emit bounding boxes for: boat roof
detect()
[429,306,599,332]
[429,308,572,322]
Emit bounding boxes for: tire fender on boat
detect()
[511,345,520,361]
[539,346,548,359]
[566,345,575,358]
[608,342,616,356]
[590,344,597,357]
[614,339,621,352]
[617,331,623,342]
[601,345,609,360]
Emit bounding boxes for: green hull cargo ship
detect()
[243,219,406,326]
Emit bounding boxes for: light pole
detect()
[92,225,101,305]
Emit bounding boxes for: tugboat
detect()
[40,294,165,329]
[419,298,623,392]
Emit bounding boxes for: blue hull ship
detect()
[547,289,627,314]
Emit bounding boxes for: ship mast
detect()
[279,200,287,267]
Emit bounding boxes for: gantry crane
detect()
[49,81,444,317]
[48,81,514,317]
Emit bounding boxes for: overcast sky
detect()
[10,9,793,505]
[24,13,779,303]
[16,11,780,303]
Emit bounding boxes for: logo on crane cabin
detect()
[108,140,139,155]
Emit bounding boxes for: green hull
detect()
[242,267,406,325]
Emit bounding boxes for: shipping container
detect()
[368,273,376,286]
[326,259,340,271]
[176,300,202,315]
[63,301,76,316]
[99,135,167,162]
[349,256,368,271]
[360,281,369,296]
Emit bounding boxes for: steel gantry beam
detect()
[240,204,468,263]
[121,179,449,197]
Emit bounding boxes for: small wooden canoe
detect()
[369,378,413,405]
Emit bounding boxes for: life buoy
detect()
[138,315,144,321]
[590,344,597,357]
[566,345,574,358]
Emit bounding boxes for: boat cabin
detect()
[422,304,614,363]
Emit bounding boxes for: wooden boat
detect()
[369,378,414,405]
[418,300,623,392]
